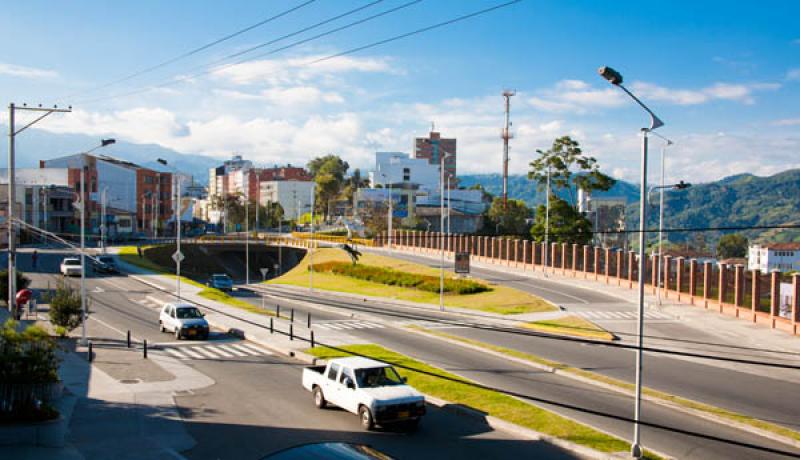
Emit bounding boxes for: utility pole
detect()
[155,173,161,239]
[544,166,551,275]
[100,187,107,254]
[501,90,515,209]
[7,103,71,318]
[245,194,250,285]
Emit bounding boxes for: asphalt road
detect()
[17,249,584,460]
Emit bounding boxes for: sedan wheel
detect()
[159,322,165,333]
[313,387,326,409]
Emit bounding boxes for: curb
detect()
[405,325,800,451]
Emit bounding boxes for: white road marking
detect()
[177,347,206,360]
[218,344,249,357]
[191,347,224,359]
[163,348,189,360]
[236,343,272,355]
[229,343,265,356]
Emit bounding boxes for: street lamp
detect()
[648,179,691,305]
[156,159,184,299]
[439,150,453,312]
[379,170,393,250]
[543,165,551,275]
[77,138,115,345]
[599,65,663,459]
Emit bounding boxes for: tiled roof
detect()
[759,242,800,250]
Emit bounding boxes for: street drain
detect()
[120,379,141,384]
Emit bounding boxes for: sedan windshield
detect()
[64,260,81,266]
[355,366,404,388]
[176,307,203,319]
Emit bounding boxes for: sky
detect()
[1,0,799,184]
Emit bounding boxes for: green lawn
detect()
[306,344,661,460]
[268,248,555,315]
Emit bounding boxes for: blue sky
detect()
[1,0,798,183]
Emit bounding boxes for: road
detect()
[16,249,584,460]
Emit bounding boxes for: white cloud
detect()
[527,80,625,113]
[787,68,800,81]
[773,118,800,126]
[214,86,344,106]
[631,81,779,105]
[211,55,396,86]
[0,62,58,79]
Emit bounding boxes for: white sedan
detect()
[159,303,210,340]
[60,257,83,277]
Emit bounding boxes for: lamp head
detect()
[598,66,623,85]
[674,180,691,190]
[157,158,168,165]
[100,138,116,147]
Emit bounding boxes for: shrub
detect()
[0,270,32,306]
[310,261,491,295]
[48,281,86,337]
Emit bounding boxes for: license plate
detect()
[187,329,196,336]
[398,411,409,418]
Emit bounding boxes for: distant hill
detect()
[460,170,800,245]
[1,126,219,183]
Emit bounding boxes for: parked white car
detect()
[158,302,210,340]
[60,257,83,277]
[302,357,425,430]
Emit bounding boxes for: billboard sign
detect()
[454,252,470,274]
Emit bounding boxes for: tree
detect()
[528,136,616,207]
[0,270,31,306]
[486,198,531,236]
[48,281,86,337]
[717,233,748,258]
[530,196,593,245]
[308,155,350,221]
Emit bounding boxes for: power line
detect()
[61,0,318,101]
[75,0,423,105]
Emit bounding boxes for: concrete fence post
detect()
[792,274,800,334]
[549,242,556,273]
[770,271,780,328]
[604,248,611,283]
[703,262,712,308]
[593,246,600,280]
[718,263,728,311]
[651,254,659,295]
[582,245,589,279]
[572,244,579,275]
[676,257,685,301]
[531,241,538,271]
[734,265,745,307]
[663,255,672,297]
[561,242,567,274]
[616,250,623,285]
[523,240,529,269]
[689,259,698,304]
[628,250,635,289]
[751,269,761,322]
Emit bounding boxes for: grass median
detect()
[409,326,800,446]
[523,316,615,341]
[306,343,661,460]
[268,248,554,315]
[117,245,276,317]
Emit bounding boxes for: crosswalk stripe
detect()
[178,347,206,360]
[229,343,261,355]
[205,346,235,358]
[163,348,188,360]
[364,322,384,328]
[218,344,249,357]
[192,347,223,359]
[237,343,271,355]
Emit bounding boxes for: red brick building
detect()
[413,130,457,188]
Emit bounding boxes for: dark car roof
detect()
[261,443,394,460]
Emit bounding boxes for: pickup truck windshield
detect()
[355,366,404,388]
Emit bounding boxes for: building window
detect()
[403,168,410,181]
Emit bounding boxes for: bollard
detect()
[307,312,311,329]
[88,341,93,362]
[290,324,294,341]
[127,330,131,348]
[311,330,315,348]
[270,317,274,334]
[291,308,295,323]
[276,304,281,318]
[143,339,148,359]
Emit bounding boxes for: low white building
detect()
[259,180,315,221]
[748,243,800,272]
[369,152,440,192]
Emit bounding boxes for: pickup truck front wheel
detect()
[359,406,375,431]
[313,387,327,409]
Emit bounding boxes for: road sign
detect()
[260,267,269,279]
[454,252,470,274]
[172,251,184,264]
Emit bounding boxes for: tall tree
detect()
[528,136,616,207]
[486,198,531,236]
[308,155,350,220]
[530,196,593,245]
[717,233,748,258]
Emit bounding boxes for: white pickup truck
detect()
[302,357,426,431]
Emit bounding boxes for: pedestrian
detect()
[137,245,143,258]
[31,250,38,270]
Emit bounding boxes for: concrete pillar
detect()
[628,251,635,288]
[572,244,579,274]
[531,242,539,271]
[663,255,672,297]
[734,265,745,307]
[582,245,590,279]
[511,239,518,267]
[616,250,623,285]
[703,262,712,308]
[561,242,568,274]
[651,254,659,295]
[676,257,685,301]
[689,259,698,304]
[751,269,761,321]
[541,242,547,269]
[550,242,557,273]
[593,246,600,280]
[718,263,727,311]
[604,248,611,283]
[770,271,780,327]
[792,274,800,333]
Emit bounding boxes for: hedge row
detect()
[310,261,491,295]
